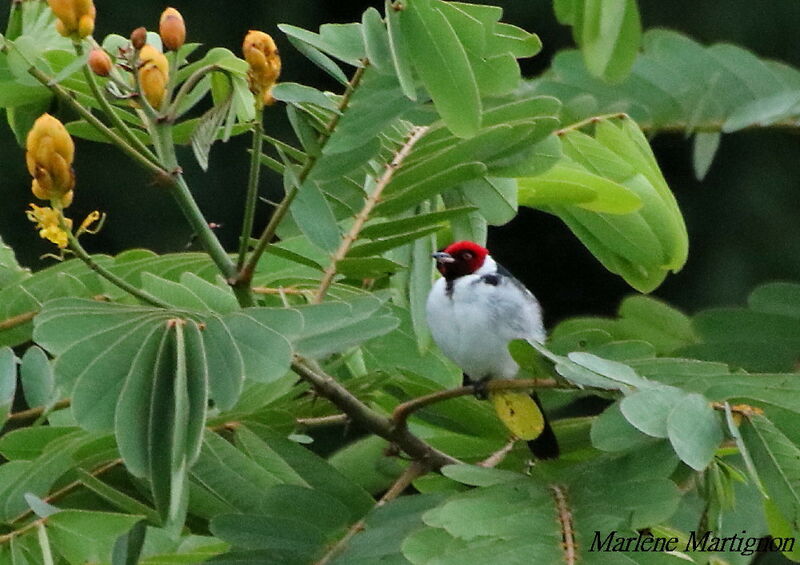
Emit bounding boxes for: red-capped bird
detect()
[426,240,559,459]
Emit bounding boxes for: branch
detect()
[555,112,627,136]
[478,439,516,468]
[296,414,348,428]
[0,310,36,332]
[392,378,560,428]
[6,399,71,424]
[236,64,368,288]
[312,125,430,303]
[292,358,460,469]
[550,485,576,565]
[315,460,429,565]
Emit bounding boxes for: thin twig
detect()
[252,286,313,296]
[315,460,429,565]
[76,40,159,165]
[6,399,71,423]
[236,64,368,289]
[6,459,123,529]
[296,414,349,428]
[313,125,430,303]
[64,228,171,308]
[478,439,517,468]
[0,310,36,332]
[391,378,560,428]
[550,485,576,565]
[237,108,265,270]
[292,358,460,469]
[555,112,628,136]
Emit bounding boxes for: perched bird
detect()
[426,240,559,459]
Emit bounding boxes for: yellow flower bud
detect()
[88,48,113,77]
[138,44,169,109]
[25,114,76,205]
[48,0,95,39]
[159,7,186,52]
[26,204,73,249]
[243,30,281,108]
[130,26,147,50]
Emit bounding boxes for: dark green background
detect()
[2,1,799,326]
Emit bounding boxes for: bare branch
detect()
[292,359,460,469]
[392,378,560,428]
[550,484,576,565]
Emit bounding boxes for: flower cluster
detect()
[26,113,75,206]
[47,0,95,39]
[138,44,170,109]
[26,204,73,249]
[243,30,281,108]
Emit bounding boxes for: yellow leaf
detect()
[490,390,545,440]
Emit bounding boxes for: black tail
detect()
[527,392,559,459]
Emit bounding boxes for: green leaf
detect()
[361,207,477,239]
[580,0,641,83]
[361,7,393,74]
[319,65,415,155]
[46,510,142,565]
[293,298,399,358]
[285,35,348,86]
[335,257,404,279]
[666,393,723,471]
[385,0,417,100]
[0,236,29,288]
[270,83,338,112]
[279,23,365,67]
[620,386,687,438]
[290,181,341,253]
[0,346,16,424]
[741,414,800,530]
[347,226,443,258]
[223,312,294,383]
[440,465,523,487]
[692,131,720,181]
[518,163,641,213]
[0,427,78,460]
[20,346,55,411]
[591,401,653,452]
[401,0,481,137]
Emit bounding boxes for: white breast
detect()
[426,257,545,380]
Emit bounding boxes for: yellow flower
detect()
[26,113,75,206]
[48,0,95,39]
[26,204,73,249]
[159,7,186,51]
[243,30,281,107]
[138,44,169,109]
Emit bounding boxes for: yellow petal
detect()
[490,390,545,441]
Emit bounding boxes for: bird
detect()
[426,240,559,459]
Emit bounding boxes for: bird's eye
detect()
[462,252,473,260]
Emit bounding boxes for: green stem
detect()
[237,108,264,269]
[236,64,368,288]
[149,123,254,306]
[165,63,220,122]
[75,40,159,165]
[64,222,171,308]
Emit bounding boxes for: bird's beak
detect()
[432,252,455,264]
